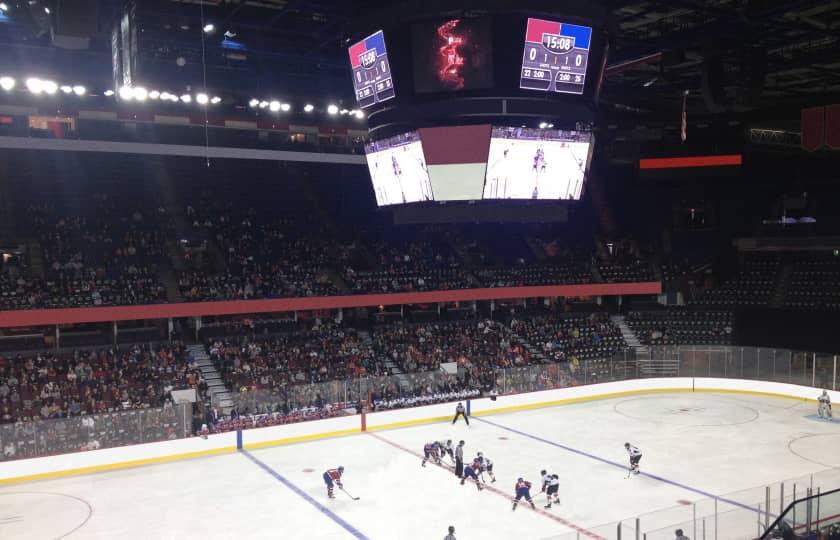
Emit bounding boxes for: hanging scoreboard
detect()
[520,18,592,95]
[348,30,396,108]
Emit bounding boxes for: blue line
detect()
[241,450,369,539]
[474,416,767,516]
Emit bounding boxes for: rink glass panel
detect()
[0,347,836,462]
[0,403,190,461]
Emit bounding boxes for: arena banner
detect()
[0,282,661,327]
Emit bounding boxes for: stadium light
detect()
[203,24,215,33]
[42,80,57,94]
[133,87,148,101]
[355,110,365,119]
[26,78,43,94]
[339,108,349,115]
[118,86,133,100]
[73,85,86,96]
[303,103,314,113]
[280,102,291,112]
[269,100,280,112]
[248,98,259,108]
[547,123,554,129]
[180,94,192,103]
[0,3,8,12]
[196,93,209,105]
[103,89,115,97]
[60,85,72,94]
[44,7,49,14]
[259,100,268,109]
[0,77,15,91]
[538,122,547,129]
[210,96,221,104]
[148,90,160,99]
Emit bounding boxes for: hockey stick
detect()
[625,467,633,479]
[340,487,360,501]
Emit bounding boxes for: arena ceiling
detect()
[1,0,839,130]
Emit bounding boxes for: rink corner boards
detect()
[0,381,826,485]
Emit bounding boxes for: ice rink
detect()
[3,391,840,540]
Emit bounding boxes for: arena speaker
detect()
[51,0,99,50]
[701,54,728,114]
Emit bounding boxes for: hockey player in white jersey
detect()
[818,390,833,419]
[625,443,642,475]
[475,452,496,483]
[544,474,560,508]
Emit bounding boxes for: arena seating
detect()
[626,310,734,346]
[509,312,626,363]
[2,203,168,309]
[783,256,840,310]
[692,256,780,307]
[0,343,205,425]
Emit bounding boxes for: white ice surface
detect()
[2,392,839,540]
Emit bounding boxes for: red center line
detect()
[367,432,604,540]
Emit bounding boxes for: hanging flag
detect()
[681,90,690,142]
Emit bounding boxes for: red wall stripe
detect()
[0,282,661,328]
[639,154,743,170]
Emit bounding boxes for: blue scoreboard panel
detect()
[348,30,396,108]
[520,18,592,95]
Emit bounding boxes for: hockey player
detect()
[460,463,483,490]
[512,478,536,511]
[625,443,642,475]
[323,466,344,499]
[438,439,454,463]
[422,441,441,467]
[475,452,496,483]
[544,474,560,508]
[818,390,833,419]
[540,469,551,493]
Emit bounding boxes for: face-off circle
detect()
[613,396,759,426]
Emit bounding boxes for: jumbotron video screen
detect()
[365,131,434,206]
[483,126,593,200]
[411,18,494,93]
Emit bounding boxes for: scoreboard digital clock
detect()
[520,18,592,95]
[348,30,396,108]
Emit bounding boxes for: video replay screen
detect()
[365,132,434,206]
[411,18,494,93]
[483,127,594,200]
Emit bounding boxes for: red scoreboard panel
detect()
[348,30,396,108]
[520,18,592,95]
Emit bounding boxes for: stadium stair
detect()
[187,344,234,413]
[772,263,793,308]
[610,315,649,355]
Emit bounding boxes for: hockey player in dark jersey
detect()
[512,478,536,511]
[322,466,344,499]
[422,441,441,467]
[460,463,484,490]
